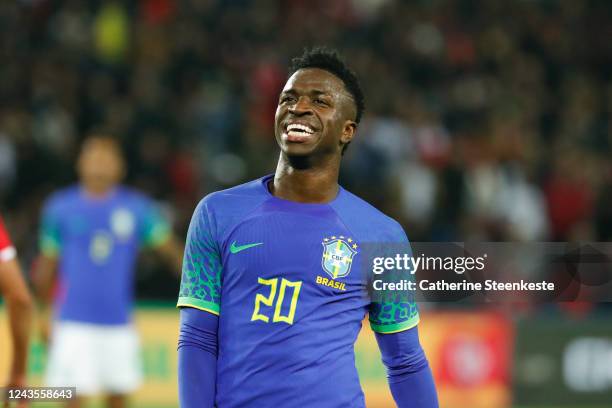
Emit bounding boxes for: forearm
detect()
[7,298,32,379]
[156,237,185,276]
[33,255,57,305]
[375,327,439,408]
[32,254,59,348]
[0,259,34,379]
[178,307,218,408]
[388,363,438,408]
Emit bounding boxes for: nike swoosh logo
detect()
[230,241,263,254]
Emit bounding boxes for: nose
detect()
[288,96,313,116]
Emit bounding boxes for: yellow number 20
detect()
[251,277,302,325]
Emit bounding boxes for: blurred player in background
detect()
[0,216,33,408]
[177,48,438,407]
[34,135,183,408]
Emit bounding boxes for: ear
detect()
[340,120,357,146]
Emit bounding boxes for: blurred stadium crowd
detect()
[0,0,611,297]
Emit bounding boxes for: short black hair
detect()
[289,47,365,124]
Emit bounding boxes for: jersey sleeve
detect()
[177,199,223,315]
[138,198,171,248]
[39,200,62,258]
[368,223,420,334]
[0,216,16,262]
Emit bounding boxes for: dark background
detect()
[1,0,611,300]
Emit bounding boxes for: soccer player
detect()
[0,216,33,408]
[177,48,439,408]
[35,135,183,408]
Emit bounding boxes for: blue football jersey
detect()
[178,175,419,407]
[40,185,170,325]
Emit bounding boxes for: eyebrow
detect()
[280,88,333,96]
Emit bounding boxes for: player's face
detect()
[275,68,356,158]
[77,140,124,192]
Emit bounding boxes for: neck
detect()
[82,183,114,198]
[271,152,340,203]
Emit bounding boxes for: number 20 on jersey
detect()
[251,277,302,325]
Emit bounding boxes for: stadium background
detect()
[1,0,611,407]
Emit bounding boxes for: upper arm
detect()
[0,216,16,262]
[369,297,420,334]
[368,222,420,334]
[0,217,31,305]
[0,258,32,307]
[177,199,223,316]
[39,200,62,258]
[36,200,62,299]
[138,197,171,249]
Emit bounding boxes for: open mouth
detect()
[283,123,317,143]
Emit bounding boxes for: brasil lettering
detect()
[316,275,346,291]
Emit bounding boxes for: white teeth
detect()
[286,123,314,134]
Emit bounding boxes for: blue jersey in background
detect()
[178,175,419,407]
[40,185,170,325]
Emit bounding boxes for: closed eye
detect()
[280,95,296,104]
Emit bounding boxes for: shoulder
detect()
[197,177,268,213]
[0,215,13,249]
[115,185,152,201]
[202,177,267,208]
[115,186,156,208]
[192,177,270,235]
[332,188,408,243]
[43,185,80,212]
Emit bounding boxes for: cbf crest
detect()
[321,236,358,279]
